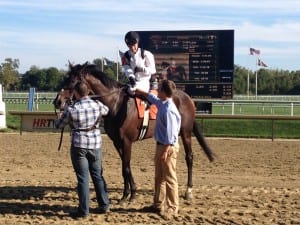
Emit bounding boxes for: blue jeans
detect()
[71,146,110,215]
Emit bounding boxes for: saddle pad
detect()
[135,98,157,120]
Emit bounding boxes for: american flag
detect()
[258,58,268,67]
[250,47,260,55]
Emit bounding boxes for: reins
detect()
[88,87,123,99]
[54,107,64,151]
[55,93,74,151]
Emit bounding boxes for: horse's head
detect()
[53,61,123,114]
[53,62,88,110]
[53,88,74,111]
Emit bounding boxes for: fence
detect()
[194,99,300,116]
[3,92,55,105]
[4,92,300,116]
[6,92,300,139]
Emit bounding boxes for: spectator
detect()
[55,82,110,219]
[135,80,181,219]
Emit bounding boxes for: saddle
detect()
[135,90,158,140]
[135,98,157,120]
[135,90,158,120]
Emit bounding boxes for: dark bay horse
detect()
[53,62,214,203]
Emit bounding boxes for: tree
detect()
[0,58,20,90]
[233,65,248,94]
[21,66,65,91]
[21,66,41,90]
[44,67,65,91]
[92,58,123,82]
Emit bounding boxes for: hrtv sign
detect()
[8,111,64,133]
[32,118,55,129]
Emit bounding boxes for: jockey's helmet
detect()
[125,31,140,46]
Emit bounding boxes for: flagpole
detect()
[247,69,250,97]
[247,49,250,97]
[116,47,119,81]
[249,47,262,100]
[255,56,258,100]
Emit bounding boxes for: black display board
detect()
[138,30,234,99]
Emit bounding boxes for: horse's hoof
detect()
[185,192,193,200]
[185,187,193,201]
[185,191,193,201]
[129,198,136,204]
[118,198,128,206]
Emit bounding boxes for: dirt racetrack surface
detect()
[0,133,299,225]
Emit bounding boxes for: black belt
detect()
[72,125,97,132]
[157,141,173,146]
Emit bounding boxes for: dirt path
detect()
[0,133,299,224]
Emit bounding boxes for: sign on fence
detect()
[8,111,68,134]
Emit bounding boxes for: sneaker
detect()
[160,208,178,220]
[97,207,110,214]
[141,205,161,213]
[69,211,88,219]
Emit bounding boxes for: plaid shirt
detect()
[55,97,109,149]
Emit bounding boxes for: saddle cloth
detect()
[135,90,158,119]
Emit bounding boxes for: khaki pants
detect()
[154,142,179,213]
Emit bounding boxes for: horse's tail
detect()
[193,121,215,162]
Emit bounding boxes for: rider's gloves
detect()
[128,75,136,86]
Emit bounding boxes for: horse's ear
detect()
[81,61,89,73]
[118,50,124,58]
[68,60,73,69]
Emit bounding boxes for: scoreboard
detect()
[138,30,234,99]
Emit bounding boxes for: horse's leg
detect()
[119,140,137,204]
[112,141,131,204]
[180,129,194,201]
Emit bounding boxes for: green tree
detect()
[21,66,41,90]
[257,69,273,94]
[233,65,248,94]
[45,67,65,91]
[0,58,20,90]
[93,58,123,82]
[21,66,65,91]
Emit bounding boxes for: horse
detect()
[53,62,214,203]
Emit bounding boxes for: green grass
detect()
[200,119,300,139]
[6,103,54,111]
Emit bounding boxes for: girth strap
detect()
[138,109,149,140]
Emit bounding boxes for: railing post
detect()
[231,102,234,115]
[272,119,274,141]
[291,102,294,116]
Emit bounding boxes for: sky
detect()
[0,0,300,73]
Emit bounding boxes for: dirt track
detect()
[0,133,299,225]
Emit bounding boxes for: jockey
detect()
[122,31,156,93]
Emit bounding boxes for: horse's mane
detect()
[69,63,122,89]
